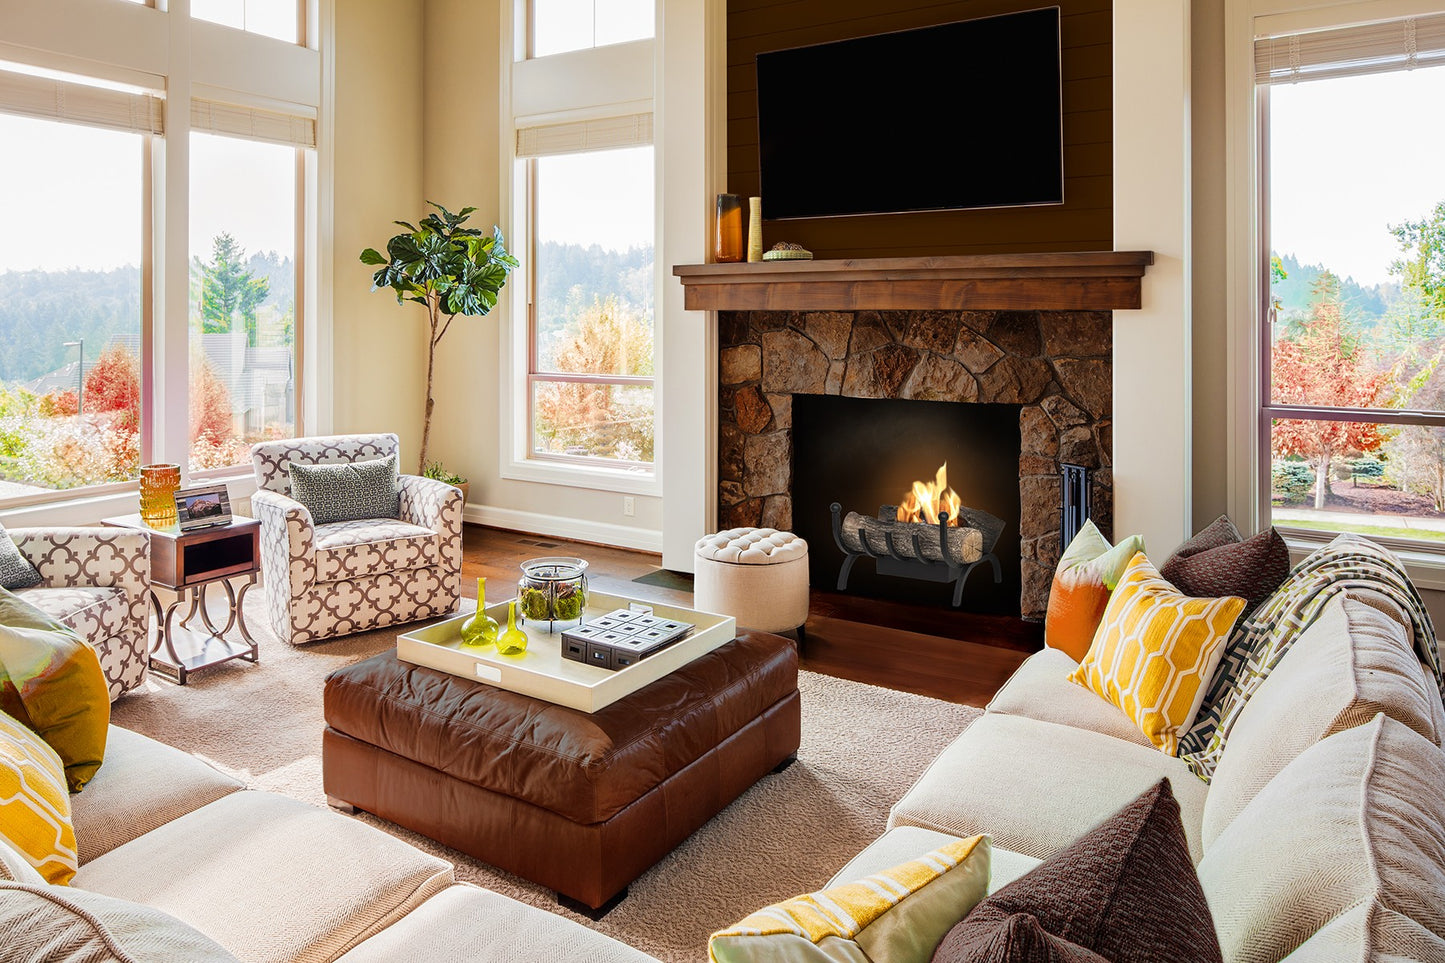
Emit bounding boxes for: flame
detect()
[896,462,961,526]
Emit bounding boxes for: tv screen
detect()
[755,7,1064,220]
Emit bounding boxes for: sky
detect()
[536,146,655,250]
[533,0,653,57]
[0,118,295,273]
[1270,64,1445,287]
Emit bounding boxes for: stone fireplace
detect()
[717,309,1113,619]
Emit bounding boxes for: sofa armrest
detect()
[252,488,317,596]
[397,474,463,594]
[397,475,461,533]
[11,527,150,596]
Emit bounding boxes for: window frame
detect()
[0,0,322,515]
[522,152,656,475]
[499,0,661,497]
[187,131,308,479]
[1251,8,1445,560]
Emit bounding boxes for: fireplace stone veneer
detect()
[718,309,1113,619]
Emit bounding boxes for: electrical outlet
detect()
[623,496,635,517]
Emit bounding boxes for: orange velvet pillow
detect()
[1044,520,1145,661]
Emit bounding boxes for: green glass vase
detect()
[497,600,528,656]
[460,577,499,648]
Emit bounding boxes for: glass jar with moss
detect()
[517,557,589,631]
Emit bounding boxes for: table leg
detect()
[148,575,260,684]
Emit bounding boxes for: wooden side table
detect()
[102,514,262,684]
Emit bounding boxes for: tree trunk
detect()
[1314,454,1330,509]
[418,301,439,474]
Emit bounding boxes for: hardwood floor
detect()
[462,524,1034,706]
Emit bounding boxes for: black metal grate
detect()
[1060,463,1092,546]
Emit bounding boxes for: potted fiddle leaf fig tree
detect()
[360,202,519,475]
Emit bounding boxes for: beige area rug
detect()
[110,596,982,963]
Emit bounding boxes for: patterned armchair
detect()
[10,527,151,700]
[250,433,463,646]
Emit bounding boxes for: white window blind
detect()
[0,68,163,135]
[516,112,652,157]
[190,99,316,149]
[1256,14,1445,84]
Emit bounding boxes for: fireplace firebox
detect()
[792,394,1022,615]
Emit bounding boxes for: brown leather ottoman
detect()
[321,632,801,913]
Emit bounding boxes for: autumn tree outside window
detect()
[1260,14,1445,546]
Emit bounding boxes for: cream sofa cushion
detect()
[73,791,453,963]
[986,647,1153,747]
[1197,715,1445,963]
[336,884,657,963]
[828,826,1043,895]
[1279,901,1445,962]
[1202,598,1442,848]
[70,726,243,864]
[888,713,1208,863]
[0,881,239,961]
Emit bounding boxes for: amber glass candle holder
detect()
[714,193,744,263]
[139,463,180,529]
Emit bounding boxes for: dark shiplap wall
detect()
[728,0,1112,259]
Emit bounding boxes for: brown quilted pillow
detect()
[1161,527,1291,615]
[1166,514,1241,562]
[931,779,1222,963]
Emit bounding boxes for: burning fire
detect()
[896,463,961,526]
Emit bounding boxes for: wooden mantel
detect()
[671,251,1155,312]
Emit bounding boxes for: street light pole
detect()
[63,339,83,414]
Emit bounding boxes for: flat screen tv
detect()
[755,7,1063,220]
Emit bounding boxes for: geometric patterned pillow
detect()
[0,711,77,885]
[0,525,41,591]
[286,453,400,525]
[709,835,991,963]
[1070,552,1245,755]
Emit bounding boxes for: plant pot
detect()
[457,482,470,506]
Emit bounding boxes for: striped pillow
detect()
[0,711,77,885]
[709,835,991,963]
[1070,553,1244,755]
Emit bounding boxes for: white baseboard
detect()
[463,503,664,554]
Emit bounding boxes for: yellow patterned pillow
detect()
[1069,552,1244,755]
[709,835,990,963]
[0,710,77,885]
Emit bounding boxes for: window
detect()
[0,102,146,497]
[1260,16,1445,545]
[0,2,319,510]
[528,144,655,467]
[529,0,652,57]
[189,132,300,472]
[193,0,299,43]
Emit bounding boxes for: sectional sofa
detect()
[0,723,659,962]
[831,589,1445,960]
[6,582,1444,961]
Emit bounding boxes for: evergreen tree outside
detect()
[197,232,269,346]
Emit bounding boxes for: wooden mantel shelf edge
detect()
[671,251,1156,313]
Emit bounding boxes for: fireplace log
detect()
[840,512,984,565]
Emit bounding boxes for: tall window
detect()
[529,0,652,57]
[528,143,655,467]
[0,105,145,496]
[1261,15,1445,546]
[0,1,318,510]
[189,132,300,472]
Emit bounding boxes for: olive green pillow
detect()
[0,587,110,792]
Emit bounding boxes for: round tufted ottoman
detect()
[694,528,809,635]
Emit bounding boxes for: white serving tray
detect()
[395,591,737,713]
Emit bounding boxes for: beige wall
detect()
[1191,0,1230,530]
[418,0,665,544]
[329,0,427,465]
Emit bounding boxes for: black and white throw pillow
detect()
[286,453,401,525]
[0,526,42,591]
